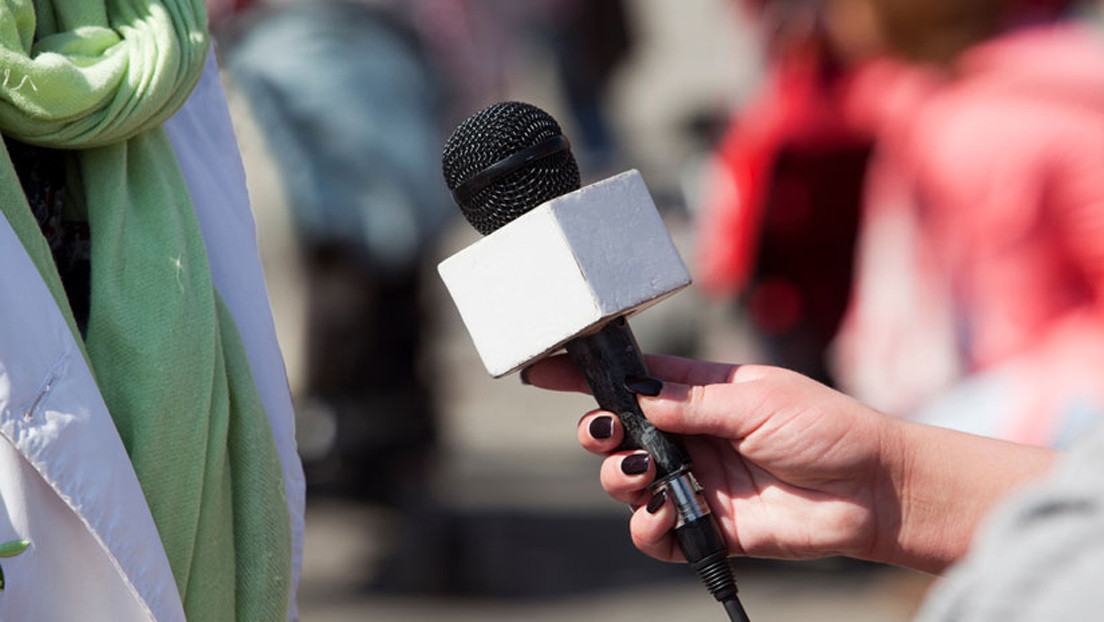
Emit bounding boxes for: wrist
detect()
[873,419,1058,574]
[865,414,921,569]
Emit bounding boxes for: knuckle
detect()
[685,383,711,420]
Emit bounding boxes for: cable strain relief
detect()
[690,552,738,602]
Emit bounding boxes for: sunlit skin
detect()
[526,353,1056,574]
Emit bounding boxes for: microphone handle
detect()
[565,317,747,619]
[564,316,690,476]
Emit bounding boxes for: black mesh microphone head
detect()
[442,101,581,235]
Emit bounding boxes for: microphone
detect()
[438,101,750,621]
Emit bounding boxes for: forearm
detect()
[876,419,1058,574]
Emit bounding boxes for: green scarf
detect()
[0,2,292,619]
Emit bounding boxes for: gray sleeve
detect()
[917,425,1104,621]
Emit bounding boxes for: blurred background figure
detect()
[416,0,635,170]
[534,0,634,172]
[216,0,452,503]
[699,0,1104,450]
[827,0,1104,449]
[696,0,874,387]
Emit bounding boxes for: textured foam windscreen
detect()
[442,101,581,235]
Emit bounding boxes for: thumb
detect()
[637,368,774,441]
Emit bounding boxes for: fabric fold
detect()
[0,2,293,619]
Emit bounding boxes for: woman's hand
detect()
[525,353,1056,574]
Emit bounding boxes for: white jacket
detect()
[0,51,305,621]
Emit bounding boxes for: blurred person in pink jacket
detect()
[832,0,1104,448]
[701,0,1102,447]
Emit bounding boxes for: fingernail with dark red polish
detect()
[624,375,662,397]
[589,415,614,439]
[520,366,532,386]
[646,490,668,514]
[621,453,651,475]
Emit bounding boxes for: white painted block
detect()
[438,170,691,377]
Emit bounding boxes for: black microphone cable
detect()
[726,598,752,622]
[442,101,751,621]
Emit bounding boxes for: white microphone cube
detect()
[438,170,691,377]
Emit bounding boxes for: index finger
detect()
[523,352,741,393]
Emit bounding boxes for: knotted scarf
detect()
[0,1,291,619]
